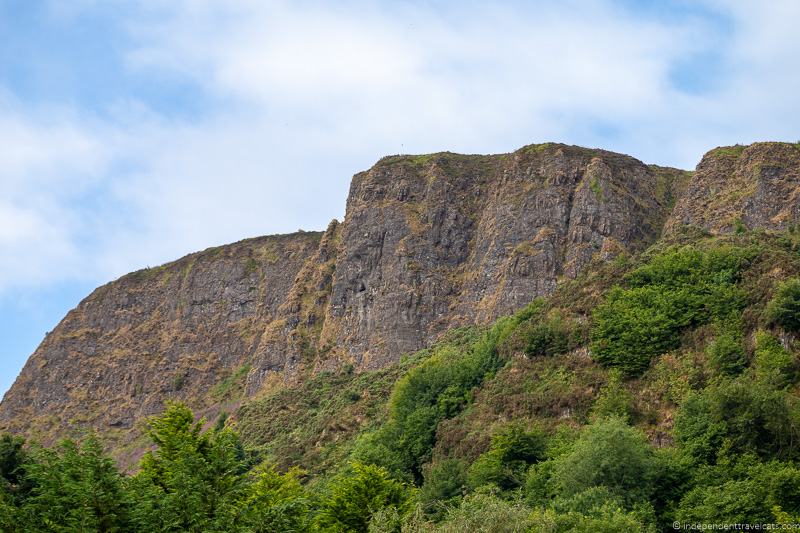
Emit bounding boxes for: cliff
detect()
[6,141,799,455]
[665,142,800,235]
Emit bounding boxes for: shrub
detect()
[467,424,547,491]
[674,378,799,463]
[707,323,747,376]
[0,433,30,503]
[676,460,800,525]
[357,318,518,481]
[753,331,797,387]
[0,486,18,532]
[432,490,535,533]
[591,246,750,375]
[766,278,800,332]
[550,417,658,508]
[500,301,581,359]
[419,459,468,518]
[590,369,634,421]
[529,502,657,533]
[315,462,412,533]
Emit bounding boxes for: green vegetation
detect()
[212,364,251,399]
[590,245,752,374]
[6,233,800,531]
[709,144,747,158]
[766,278,800,332]
[314,462,411,532]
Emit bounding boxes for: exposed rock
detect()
[0,142,689,455]
[665,142,800,235]
[0,232,322,451]
[315,144,686,370]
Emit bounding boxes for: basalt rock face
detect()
[665,142,800,235]
[0,143,689,451]
[0,232,322,453]
[311,145,687,372]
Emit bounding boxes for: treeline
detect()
[4,402,800,532]
[4,239,800,531]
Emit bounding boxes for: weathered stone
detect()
[0,142,691,459]
[665,142,800,235]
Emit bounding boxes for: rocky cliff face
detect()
[665,142,800,235]
[0,232,322,452]
[0,141,718,451]
[309,145,686,373]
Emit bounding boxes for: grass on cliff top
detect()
[708,144,747,158]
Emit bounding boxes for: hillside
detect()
[0,142,689,454]
[3,141,800,531]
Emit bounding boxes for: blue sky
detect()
[1,0,799,398]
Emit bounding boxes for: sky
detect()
[1,0,799,398]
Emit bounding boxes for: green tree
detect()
[590,246,749,375]
[315,462,412,533]
[240,465,310,532]
[752,331,796,387]
[766,278,800,332]
[0,433,31,506]
[550,417,658,508]
[674,378,799,463]
[467,424,547,491]
[707,321,747,376]
[0,485,18,533]
[419,459,467,518]
[129,402,250,532]
[590,369,634,421]
[21,437,131,532]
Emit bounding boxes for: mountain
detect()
[1,141,797,469]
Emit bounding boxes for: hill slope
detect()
[0,143,690,454]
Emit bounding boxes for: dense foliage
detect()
[5,236,800,531]
[590,246,752,374]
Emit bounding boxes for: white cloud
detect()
[1,0,799,296]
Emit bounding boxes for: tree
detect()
[467,424,547,491]
[21,437,131,532]
[0,433,31,505]
[129,402,250,532]
[240,465,310,532]
[315,462,412,532]
[766,278,800,332]
[550,417,658,508]
[419,459,467,518]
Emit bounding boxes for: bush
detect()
[0,433,30,504]
[590,369,634,422]
[707,323,747,376]
[356,317,518,481]
[590,246,750,375]
[315,462,412,533]
[676,460,800,525]
[431,490,535,533]
[467,424,547,491]
[520,310,579,358]
[766,278,800,332]
[419,459,468,518]
[753,331,797,387]
[550,417,658,508]
[529,502,657,533]
[674,378,799,463]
